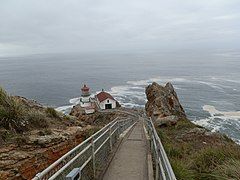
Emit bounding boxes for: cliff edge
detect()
[145,82,240,179]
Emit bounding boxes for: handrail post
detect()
[155,141,159,180]
[117,121,120,137]
[91,137,96,179]
[109,126,113,151]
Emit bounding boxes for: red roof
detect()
[81,84,90,91]
[96,91,115,102]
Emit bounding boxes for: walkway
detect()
[103,121,148,180]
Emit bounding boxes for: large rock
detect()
[145,82,186,126]
[155,115,179,127]
[70,104,85,117]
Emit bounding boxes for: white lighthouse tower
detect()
[80,84,91,107]
[79,84,95,114]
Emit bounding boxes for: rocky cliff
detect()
[0,87,134,179]
[145,82,186,126]
[145,82,240,179]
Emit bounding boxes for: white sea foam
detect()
[120,102,144,108]
[127,80,149,86]
[55,105,74,114]
[69,97,80,104]
[197,81,224,91]
[56,77,240,143]
[193,117,223,132]
[209,76,240,84]
[57,76,226,113]
[203,105,240,119]
[127,77,190,86]
[193,105,240,143]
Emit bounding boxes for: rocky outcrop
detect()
[14,96,45,110]
[70,105,130,126]
[0,124,100,179]
[0,133,85,179]
[145,82,186,126]
[70,104,85,117]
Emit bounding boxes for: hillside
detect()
[0,87,132,179]
[145,82,240,180]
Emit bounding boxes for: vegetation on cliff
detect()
[0,86,132,179]
[157,118,240,180]
[0,87,102,179]
[145,82,240,180]
[0,87,63,134]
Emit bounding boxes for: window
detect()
[107,100,109,103]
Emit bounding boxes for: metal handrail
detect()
[144,117,176,180]
[33,117,136,180]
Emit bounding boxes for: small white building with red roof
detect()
[96,90,117,110]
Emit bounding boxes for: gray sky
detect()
[0,0,239,56]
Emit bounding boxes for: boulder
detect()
[145,82,186,126]
[155,115,179,127]
[70,104,85,117]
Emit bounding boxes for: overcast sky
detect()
[0,0,239,56]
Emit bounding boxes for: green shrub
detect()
[165,144,182,159]
[63,114,71,120]
[192,147,226,173]
[175,118,197,130]
[0,129,14,142]
[213,159,240,179]
[45,107,59,118]
[0,87,26,132]
[171,160,194,180]
[156,128,167,141]
[82,127,101,139]
[24,110,48,128]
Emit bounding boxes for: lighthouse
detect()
[80,84,91,108]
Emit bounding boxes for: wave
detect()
[55,105,74,114]
[193,105,240,143]
[56,76,236,112]
[69,97,80,104]
[203,105,240,119]
[127,77,189,86]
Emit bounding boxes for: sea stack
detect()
[145,82,186,126]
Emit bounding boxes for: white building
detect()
[96,91,117,110]
[79,84,95,114]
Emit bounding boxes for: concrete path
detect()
[103,121,148,180]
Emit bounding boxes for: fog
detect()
[0,0,239,56]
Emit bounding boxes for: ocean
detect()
[0,50,240,143]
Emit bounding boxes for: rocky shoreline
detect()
[1,83,240,179]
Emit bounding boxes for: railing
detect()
[144,117,176,180]
[33,117,136,180]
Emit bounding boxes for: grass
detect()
[156,118,240,180]
[45,107,59,118]
[0,86,62,135]
[170,160,195,180]
[82,126,101,139]
[0,87,26,132]
[213,159,240,179]
[25,110,48,128]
